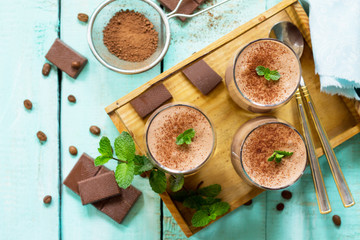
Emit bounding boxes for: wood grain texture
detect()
[106,1,360,237]
[60,0,161,239]
[0,0,60,239]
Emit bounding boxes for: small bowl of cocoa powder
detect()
[88,0,171,74]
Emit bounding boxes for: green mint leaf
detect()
[191,210,211,227]
[269,70,281,81]
[94,155,112,166]
[209,202,230,217]
[275,150,293,157]
[115,161,135,189]
[209,213,217,221]
[198,184,221,198]
[267,152,276,162]
[255,66,266,76]
[170,189,191,202]
[203,197,221,205]
[134,155,154,175]
[183,195,207,210]
[264,73,271,80]
[149,169,167,194]
[176,128,196,145]
[275,154,284,163]
[114,131,135,162]
[169,174,184,192]
[98,136,113,157]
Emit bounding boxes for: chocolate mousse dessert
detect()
[145,103,215,174]
[225,38,300,112]
[231,117,307,189]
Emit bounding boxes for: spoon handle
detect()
[301,81,355,208]
[295,88,331,214]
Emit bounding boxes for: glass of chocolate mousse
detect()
[225,38,301,113]
[144,103,216,175]
[231,116,307,190]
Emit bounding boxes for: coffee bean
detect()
[244,200,252,206]
[69,146,78,156]
[42,63,51,76]
[24,99,33,110]
[71,61,81,69]
[281,190,292,200]
[77,13,89,23]
[37,131,47,142]
[90,125,101,135]
[332,215,341,226]
[68,95,76,103]
[43,195,52,204]
[276,203,284,211]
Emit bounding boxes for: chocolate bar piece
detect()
[45,38,87,79]
[100,185,142,223]
[63,153,142,223]
[158,0,199,22]
[63,153,102,195]
[182,59,222,95]
[78,171,121,205]
[130,83,172,118]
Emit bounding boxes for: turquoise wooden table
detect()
[1,0,359,239]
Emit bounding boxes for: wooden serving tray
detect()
[106,0,360,237]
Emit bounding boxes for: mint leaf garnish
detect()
[98,136,113,157]
[115,161,135,189]
[176,128,196,145]
[149,169,167,193]
[197,184,221,198]
[183,195,207,210]
[134,155,153,175]
[114,131,135,162]
[209,202,230,218]
[191,210,212,227]
[256,66,280,81]
[169,174,184,192]
[94,155,112,166]
[268,150,293,163]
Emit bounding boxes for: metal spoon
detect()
[270,21,355,209]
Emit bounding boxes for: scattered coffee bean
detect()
[69,146,78,156]
[37,131,47,142]
[276,203,284,211]
[43,195,52,204]
[332,215,341,226]
[68,95,76,103]
[77,13,89,23]
[42,63,51,76]
[244,200,252,206]
[71,61,81,69]
[90,125,101,136]
[23,99,33,110]
[281,190,292,200]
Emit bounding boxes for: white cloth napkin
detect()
[304,0,360,100]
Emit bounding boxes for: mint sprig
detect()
[267,150,293,163]
[176,128,196,145]
[95,133,184,193]
[171,183,230,227]
[256,66,281,81]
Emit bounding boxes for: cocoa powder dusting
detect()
[103,10,159,62]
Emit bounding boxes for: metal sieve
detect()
[88,0,231,74]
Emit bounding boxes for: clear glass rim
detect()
[87,0,171,74]
[145,102,216,175]
[239,120,307,190]
[232,38,302,107]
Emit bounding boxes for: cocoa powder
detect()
[103,10,159,62]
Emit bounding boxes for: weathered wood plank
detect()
[0,0,60,239]
[60,0,161,239]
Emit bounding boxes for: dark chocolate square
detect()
[182,59,223,95]
[63,153,101,195]
[45,38,88,79]
[78,171,122,205]
[158,0,199,21]
[130,83,172,118]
